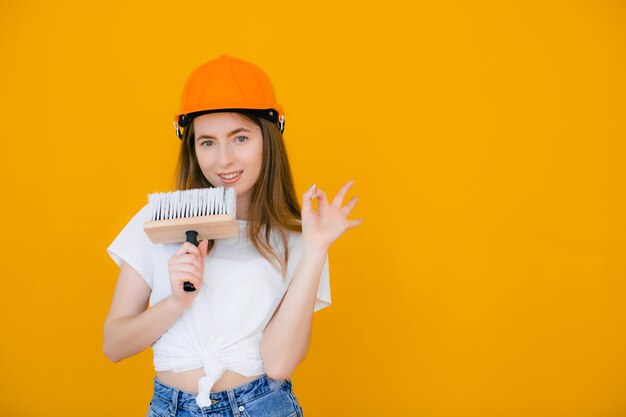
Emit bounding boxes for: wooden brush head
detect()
[143,187,239,244]
[144,214,239,244]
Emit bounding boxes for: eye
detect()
[235,136,248,143]
[200,140,214,147]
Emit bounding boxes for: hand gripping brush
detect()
[143,187,239,292]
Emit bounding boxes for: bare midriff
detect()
[156,369,264,393]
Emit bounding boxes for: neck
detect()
[236,194,251,221]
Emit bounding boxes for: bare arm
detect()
[260,180,362,379]
[103,240,209,362]
[102,261,187,362]
[260,247,327,379]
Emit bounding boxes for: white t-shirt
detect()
[106,203,331,408]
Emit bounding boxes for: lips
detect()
[218,170,243,177]
[219,170,242,184]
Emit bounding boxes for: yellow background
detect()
[1,1,625,416]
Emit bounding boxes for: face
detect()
[193,112,263,201]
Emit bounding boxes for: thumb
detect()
[199,239,209,261]
[302,183,317,213]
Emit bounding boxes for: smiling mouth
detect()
[218,171,243,184]
[219,171,243,180]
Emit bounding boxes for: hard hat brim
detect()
[177,108,282,128]
[174,107,285,140]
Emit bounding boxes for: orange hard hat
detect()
[173,53,285,140]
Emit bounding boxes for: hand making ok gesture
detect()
[301,179,363,252]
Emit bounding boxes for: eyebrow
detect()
[196,128,252,141]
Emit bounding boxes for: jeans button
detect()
[239,405,245,412]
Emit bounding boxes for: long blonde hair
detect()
[172,112,301,279]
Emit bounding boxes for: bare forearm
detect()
[261,247,327,379]
[103,296,186,362]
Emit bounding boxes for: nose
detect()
[216,141,235,168]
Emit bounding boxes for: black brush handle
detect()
[183,230,199,292]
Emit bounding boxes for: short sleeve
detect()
[106,204,154,288]
[314,253,331,312]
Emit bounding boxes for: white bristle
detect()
[147,187,237,221]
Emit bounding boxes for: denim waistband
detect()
[152,374,290,412]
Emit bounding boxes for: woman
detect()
[103,53,362,417]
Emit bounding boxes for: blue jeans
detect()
[148,374,304,417]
